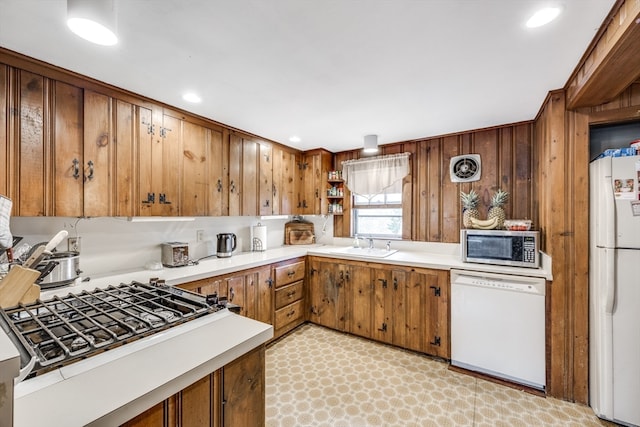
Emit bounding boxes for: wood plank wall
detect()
[534,82,640,404]
[332,122,534,242]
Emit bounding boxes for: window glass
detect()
[352,190,402,238]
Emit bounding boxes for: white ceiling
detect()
[0,0,616,153]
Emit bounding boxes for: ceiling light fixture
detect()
[182,93,202,103]
[67,0,118,46]
[526,6,562,28]
[289,136,301,143]
[363,134,379,154]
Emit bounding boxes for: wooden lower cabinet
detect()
[121,346,264,427]
[177,265,273,324]
[307,258,347,330]
[308,256,450,359]
[273,258,306,338]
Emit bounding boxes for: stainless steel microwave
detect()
[460,229,540,268]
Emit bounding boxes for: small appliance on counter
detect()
[284,216,315,245]
[161,242,190,267]
[252,223,267,251]
[216,233,237,257]
[460,229,539,268]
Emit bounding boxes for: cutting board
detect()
[284,220,315,245]
[0,265,41,308]
[288,230,315,245]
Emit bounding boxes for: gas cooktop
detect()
[0,281,222,380]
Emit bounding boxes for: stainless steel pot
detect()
[36,251,81,289]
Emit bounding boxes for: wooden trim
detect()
[565,0,640,108]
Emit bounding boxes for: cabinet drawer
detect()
[275,299,304,329]
[275,280,303,309]
[274,261,305,287]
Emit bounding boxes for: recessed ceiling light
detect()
[289,136,301,143]
[182,93,202,103]
[67,0,118,46]
[526,7,562,28]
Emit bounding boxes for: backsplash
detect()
[9,215,334,278]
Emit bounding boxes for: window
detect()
[352,190,402,238]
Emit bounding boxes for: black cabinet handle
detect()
[86,160,94,181]
[378,278,387,288]
[72,158,80,179]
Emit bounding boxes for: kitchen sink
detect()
[329,247,398,258]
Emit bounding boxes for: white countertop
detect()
[13,310,273,427]
[41,243,551,301]
[306,245,553,280]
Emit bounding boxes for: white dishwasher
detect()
[450,269,546,390]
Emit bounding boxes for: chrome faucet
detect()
[386,241,391,251]
[367,237,374,249]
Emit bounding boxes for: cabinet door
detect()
[182,121,208,216]
[348,264,373,339]
[299,154,316,215]
[272,148,296,215]
[180,373,219,427]
[209,129,224,216]
[226,275,246,316]
[254,266,273,325]
[271,146,282,215]
[17,70,46,216]
[52,81,83,216]
[222,346,265,427]
[158,113,181,215]
[404,270,426,353]
[390,270,407,348]
[114,100,136,217]
[424,269,449,359]
[83,90,113,217]
[258,143,272,216]
[242,138,258,216]
[308,259,346,330]
[228,134,242,216]
[137,105,155,216]
[372,267,394,344]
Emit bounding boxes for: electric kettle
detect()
[216,233,237,258]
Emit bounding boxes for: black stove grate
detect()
[0,281,220,379]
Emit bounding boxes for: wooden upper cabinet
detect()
[138,108,181,216]
[209,128,225,216]
[258,142,272,216]
[272,146,296,215]
[227,133,261,216]
[182,121,209,216]
[53,88,134,217]
[298,150,332,215]
[51,81,83,217]
[242,138,258,216]
[16,70,47,216]
[113,100,136,217]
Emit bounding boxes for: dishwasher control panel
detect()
[451,270,545,295]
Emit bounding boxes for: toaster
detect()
[161,242,190,267]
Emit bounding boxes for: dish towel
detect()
[0,195,13,249]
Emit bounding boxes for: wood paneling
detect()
[333,122,534,242]
[534,82,640,405]
[566,0,640,109]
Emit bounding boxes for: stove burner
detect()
[71,334,95,351]
[0,281,221,379]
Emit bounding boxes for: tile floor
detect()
[265,324,615,427]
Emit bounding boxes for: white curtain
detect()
[342,153,411,200]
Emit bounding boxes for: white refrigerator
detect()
[589,154,640,427]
